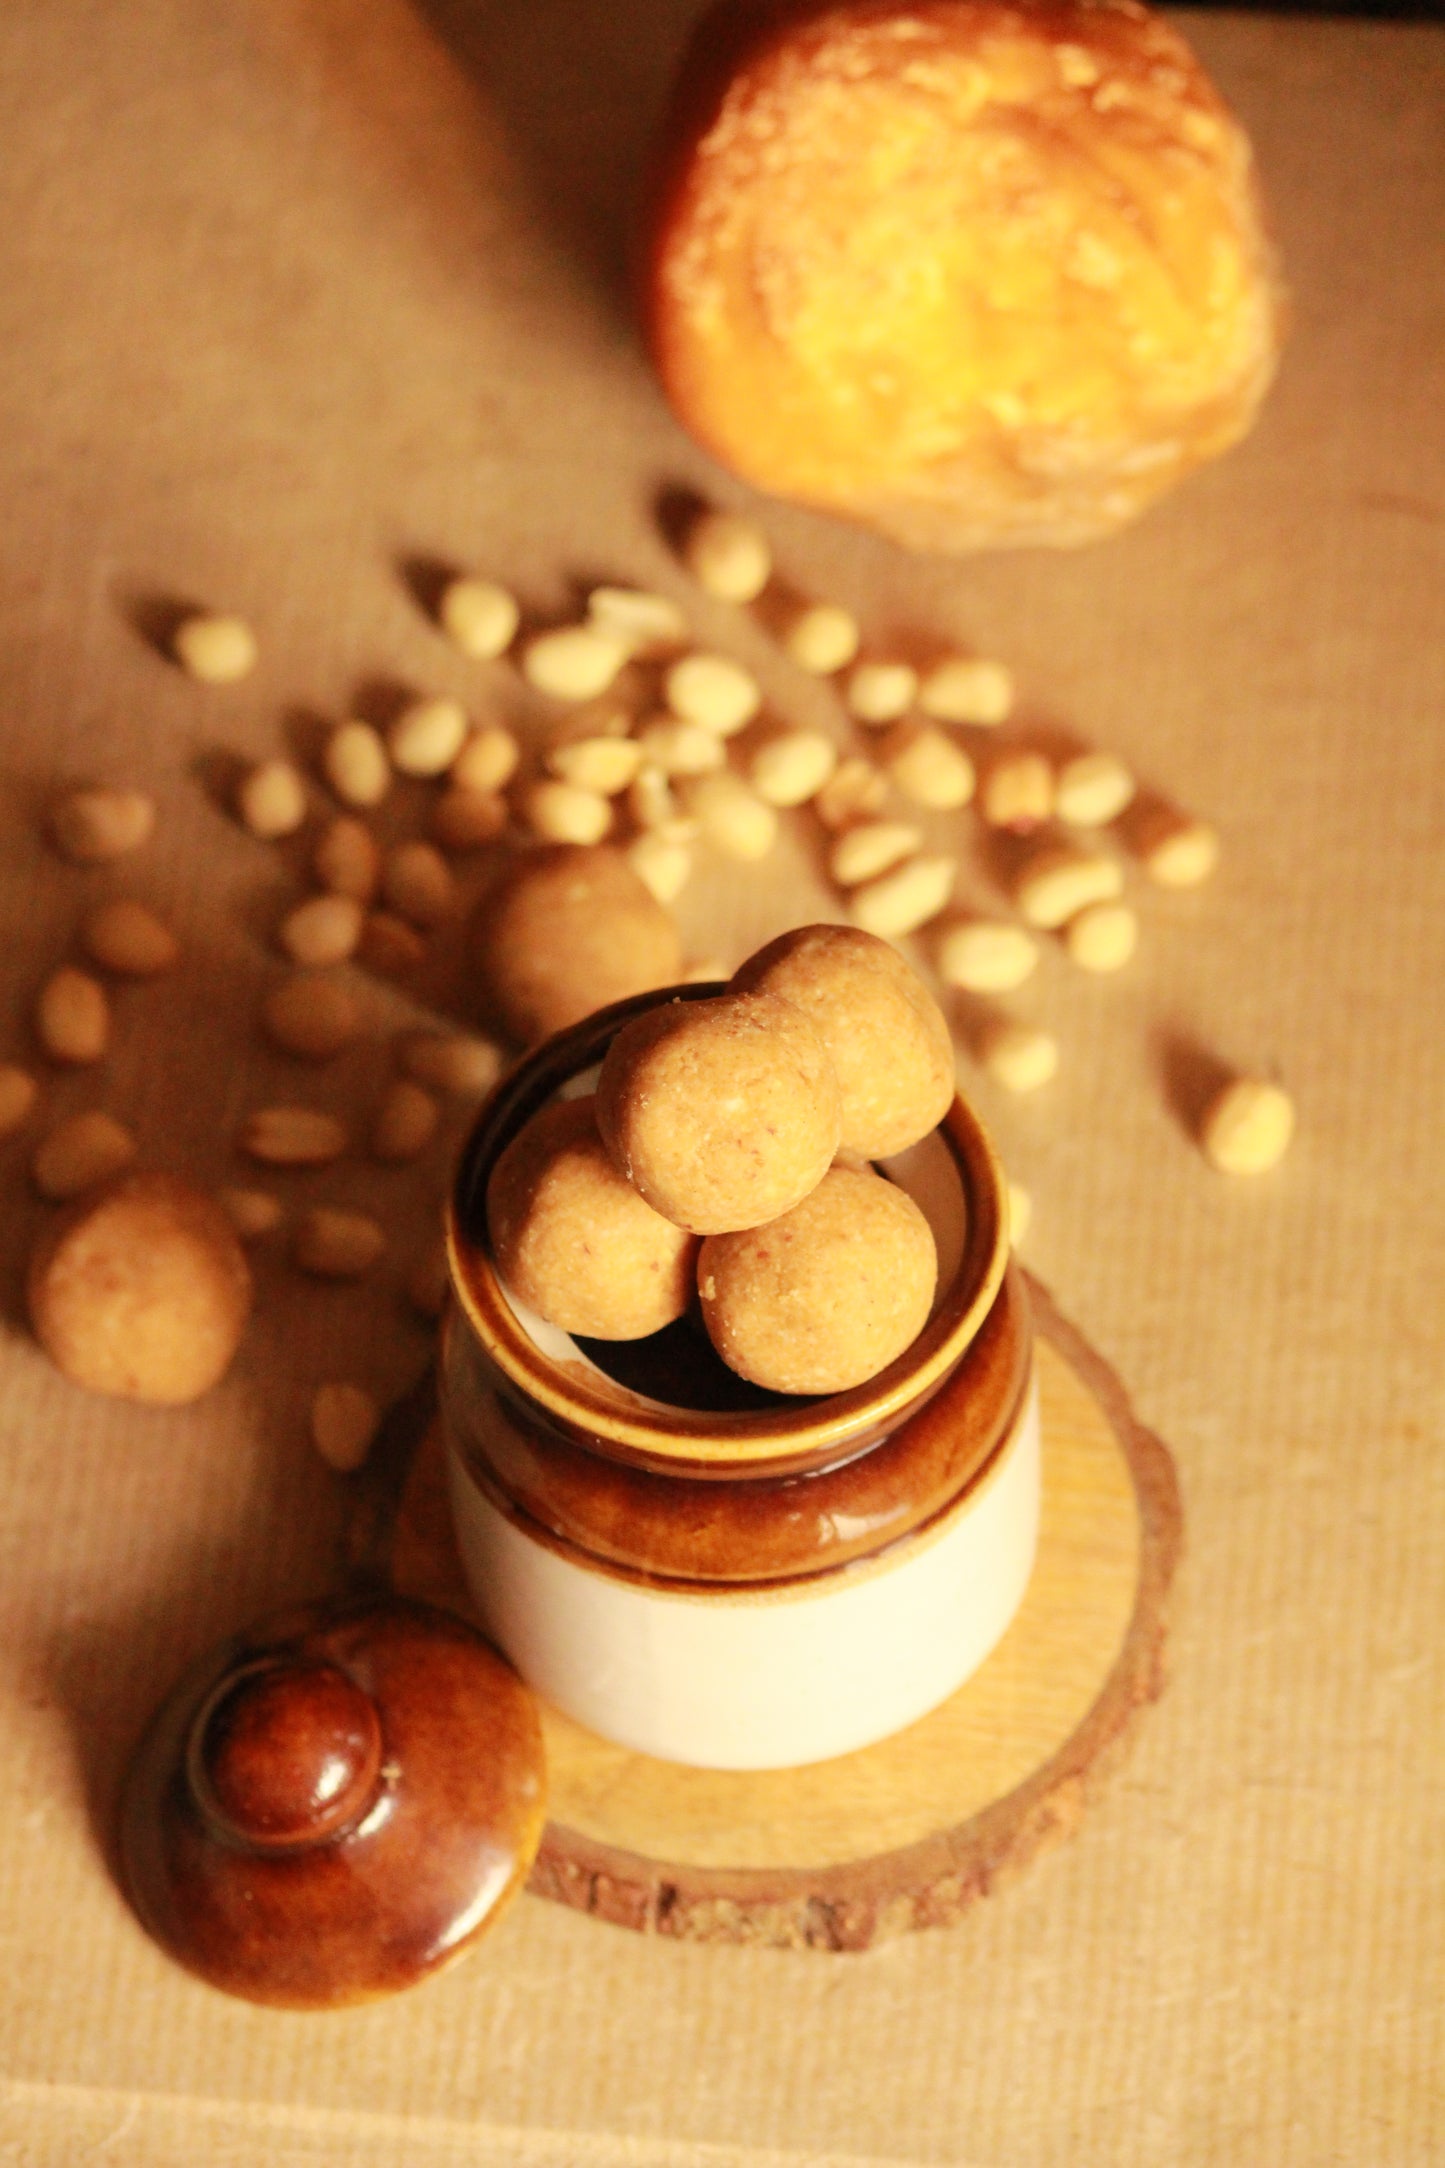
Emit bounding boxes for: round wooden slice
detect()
[391,1276,1181,1950]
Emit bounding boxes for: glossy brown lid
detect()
[120,1594,546,2009]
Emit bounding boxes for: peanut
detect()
[1136,810,1220,888]
[323,721,391,809]
[80,899,179,977]
[173,612,257,684]
[358,911,427,976]
[522,625,629,701]
[747,728,838,808]
[828,819,923,888]
[381,841,457,926]
[220,1187,284,1240]
[1012,841,1124,929]
[240,1106,348,1166]
[371,1080,440,1162]
[628,765,684,830]
[261,973,363,1060]
[451,722,520,794]
[978,1018,1059,1093]
[635,718,726,778]
[48,787,155,865]
[1200,1077,1295,1174]
[439,576,519,659]
[917,657,1014,727]
[845,660,918,725]
[663,653,761,737]
[814,756,888,831]
[388,696,468,778]
[519,779,614,845]
[937,919,1039,993]
[312,815,380,902]
[882,723,976,810]
[1007,1181,1033,1247]
[311,1382,382,1471]
[36,968,109,1065]
[586,586,688,654]
[237,759,307,840]
[1055,751,1136,827]
[0,1064,38,1137]
[626,832,693,905]
[682,772,778,861]
[980,752,1055,830]
[850,853,955,938]
[778,601,860,676]
[1063,900,1138,973]
[545,735,644,795]
[431,786,508,851]
[278,893,363,967]
[397,1031,503,1099]
[294,1207,386,1279]
[32,1111,138,1199]
[682,508,772,602]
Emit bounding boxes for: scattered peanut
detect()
[1135,809,1221,888]
[294,1207,386,1279]
[278,893,363,967]
[1006,1181,1033,1247]
[431,786,508,851]
[937,919,1039,993]
[312,815,380,902]
[311,1382,382,1471]
[519,779,614,846]
[1013,841,1124,929]
[381,841,457,926]
[220,1187,284,1240]
[173,612,258,685]
[586,586,688,653]
[845,660,918,725]
[32,1110,138,1199]
[778,601,860,676]
[260,973,363,1060]
[388,695,468,778]
[522,625,629,701]
[358,911,427,976]
[663,653,762,737]
[627,831,693,905]
[978,1018,1059,1093]
[828,819,923,888]
[438,576,519,659]
[80,898,180,977]
[237,759,307,840]
[36,968,109,1065]
[240,1106,348,1166]
[635,718,726,778]
[1064,899,1138,973]
[48,787,155,865]
[683,508,772,602]
[850,853,956,938]
[451,722,520,794]
[1055,751,1136,827]
[747,728,838,807]
[882,723,976,810]
[683,772,779,860]
[814,756,889,831]
[407,1241,450,1320]
[545,735,644,795]
[371,1080,441,1162]
[0,1064,38,1137]
[980,752,1055,830]
[917,656,1014,727]
[323,721,391,809]
[397,1031,503,1099]
[628,765,684,831]
[1201,1076,1295,1174]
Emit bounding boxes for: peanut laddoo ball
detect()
[642,0,1283,550]
[596,990,842,1234]
[698,1165,938,1393]
[732,924,954,1159]
[486,1096,699,1339]
[27,1172,253,1404]
[473,844,683,1045]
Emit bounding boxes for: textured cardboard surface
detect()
[0,3,1442,2160]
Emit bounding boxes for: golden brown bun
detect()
[642,0,1283,550]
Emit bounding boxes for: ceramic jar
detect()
[443,987,1040,1770]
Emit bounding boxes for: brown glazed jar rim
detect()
[447,983,1009,1475]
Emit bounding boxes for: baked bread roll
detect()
[642,0,1283,549]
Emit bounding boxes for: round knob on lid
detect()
[190,1657,383,1851]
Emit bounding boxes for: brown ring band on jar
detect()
[444,1259,1032,1585]
[447,983,1009,1478]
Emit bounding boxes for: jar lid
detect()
[120,1593,546,2008]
